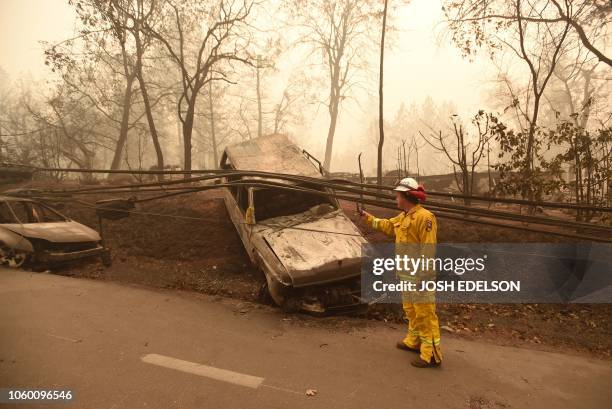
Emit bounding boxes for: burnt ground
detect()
[54,189,263,301]
[20,186,612,359]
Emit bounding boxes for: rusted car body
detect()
[220,134,367,313]
[0,195,109,268]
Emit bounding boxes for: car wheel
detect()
[280,296,300,314]
[258,282,274,305]
[0,248,29,269]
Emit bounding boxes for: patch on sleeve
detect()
[425,219,433,232]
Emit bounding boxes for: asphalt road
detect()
[1,268,610,409]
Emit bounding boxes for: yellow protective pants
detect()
[402,301,443,363]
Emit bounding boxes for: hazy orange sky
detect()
[0,0,499,173]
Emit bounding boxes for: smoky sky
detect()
[0,0,528,174]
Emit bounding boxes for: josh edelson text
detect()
[369,254,521,293]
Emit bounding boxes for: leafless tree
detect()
[140,0,255,176]
[420,112,497,204]
[445,0,574,199]
[270,71,313,135]
[46,0,172,177]
[443,0,611,66]
[193,80,238,169]
[289,0,377,172]
[122,0,166,177]
[47,0,138,172]
[549,36,609,130]
[514,1,570,190]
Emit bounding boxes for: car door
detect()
[223,183,258,264]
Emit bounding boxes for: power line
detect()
[4,165,610,241]
[26,180,612,242]
[38,175,610,234]
[13,163,611,212]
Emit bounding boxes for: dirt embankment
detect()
[32,187,611,358]
[56,190,263,301]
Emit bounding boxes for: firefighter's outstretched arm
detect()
[360,211,396,237]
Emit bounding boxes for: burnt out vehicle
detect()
[0,195,110,269]
[220,134,367,314]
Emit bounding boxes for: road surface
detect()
[1,268,610,409]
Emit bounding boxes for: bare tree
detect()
[444,0,611,66]
[127,0,166,177]
[445,0,574,199]
[270,71,313,135]
[289,0,377,172]
[45,5,136,172]
[224,27,284,140]
[48,0,172,176]
[549,37,608,130]
[515,0,570,195]
[420,112,498,204]
[23,82,115,182]
[141,0,255,176]
[549,0,611,67]
[193,80,238,168]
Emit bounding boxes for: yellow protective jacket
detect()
[365,204,437,282]
[365,204,437,245]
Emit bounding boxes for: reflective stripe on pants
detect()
[402,301,443,363]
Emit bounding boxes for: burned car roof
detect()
[0,196,102,243]
[224,134,322,178]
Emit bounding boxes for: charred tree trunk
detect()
[110,74,135,171]
[182,101,195,178]
[523,93,540,201]
[134,17,164,180]
[323,96,339,173]
[137,71,164,180]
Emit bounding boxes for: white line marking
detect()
[141,353,264,389]
[46,333,82,343]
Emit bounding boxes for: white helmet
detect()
[393,177,419,192]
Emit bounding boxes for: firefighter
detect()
[360,177,442,368]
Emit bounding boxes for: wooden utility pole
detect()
[209,82,218,168]
[377,0,389,186]
[256,55,263,138]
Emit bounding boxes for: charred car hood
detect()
[1,221,101,243]
[257,208,367,287]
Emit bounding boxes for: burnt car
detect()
[220,134,367,314]
[0,195,110,269]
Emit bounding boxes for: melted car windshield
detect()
[1,201,67,223]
